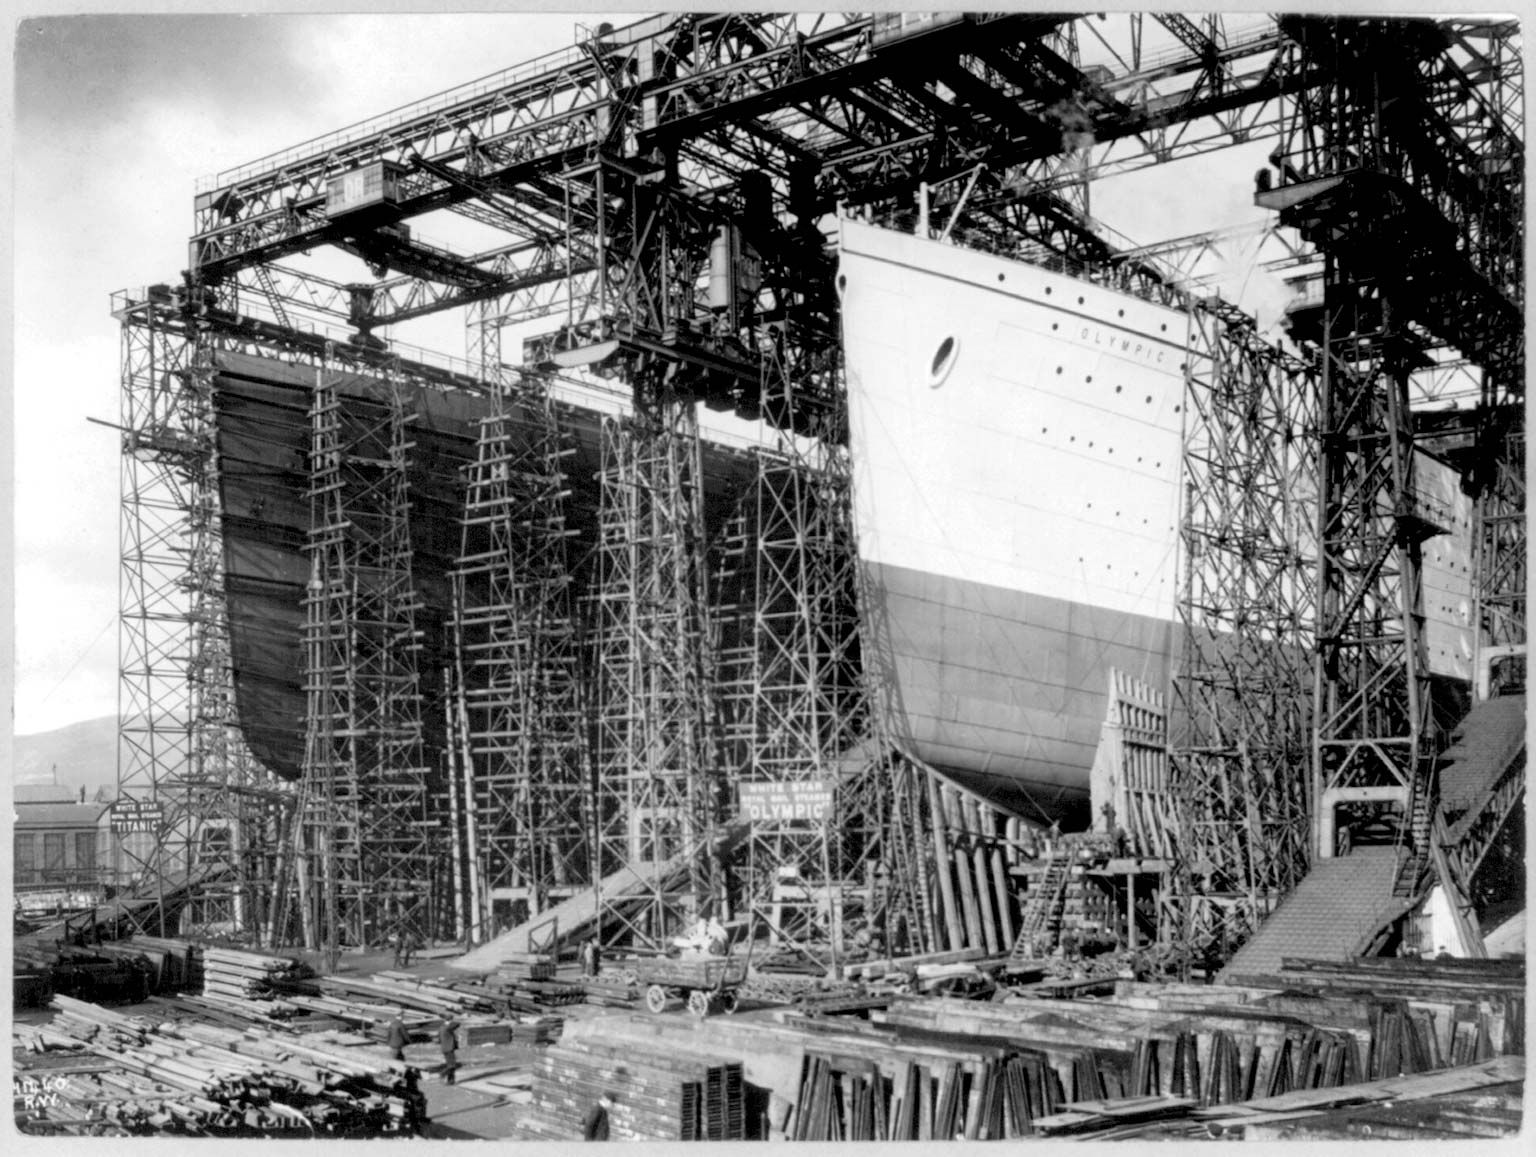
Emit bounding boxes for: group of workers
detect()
[384,1013,460,1086]
[672,915,730,957]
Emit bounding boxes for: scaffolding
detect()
[1169,300,1319,966]
[588,387,725,950]
[715,443,867,959]
[100,13,1521,964]
[299,363,437,966]
[114,293,281,938]
[451,372,587,940]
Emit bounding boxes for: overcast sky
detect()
[10,8,1288,739]
[11,11,644,735]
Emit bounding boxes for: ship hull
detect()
[862,557,1178,822]
[840,218,1193,819]
[839,219,1474,821]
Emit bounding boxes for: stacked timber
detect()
[1205,1055,1525,1140]
[14,942,154,1004]
[519,1036,744,1141]
[546,957,1527,1142]
[885,995,1369,1105]
[13,935,203,1009]
[491,954,585,1007]
[496,952,557,983]
[345,970,504,1017]
[581,971,641,1009]
[281,970,559,1048]
[791,1041,1082,1140]
[1257,956,1524,1069]
[202,946,309,1001]
[113,935,202,991]
[35,995,426,1136]
[505,1018,564,1045]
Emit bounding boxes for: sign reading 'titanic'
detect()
[109,799,164,834]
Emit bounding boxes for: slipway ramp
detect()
[451,819,751,972]
[1218,847,1416,983]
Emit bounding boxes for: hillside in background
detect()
[12,716,119,792]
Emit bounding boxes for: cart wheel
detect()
[645,984,669,1014]
[687,989,712,1018]
[720,989,740,1014]
[623,967,640,987]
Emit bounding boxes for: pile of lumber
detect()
[277,969,560,1050]
[120,936,202,991]
[546,954,1527,1141]
[1203,1055,1525,1140]
[506,1018,564,1045]
[519,1036,745,1141]
[581,973,641,1008]
[511,979,586,1007]
[1258,955,1525,1065]
[295,971,496,1034]
[743,969,865,1005]
[202,946,309,1002]
[495,952,556,983]
[13,942,155,1004]
[792,1043,1080,1140]
[886,995,1368,1106]
[26,995,426,1137]
[489,956,586,1007]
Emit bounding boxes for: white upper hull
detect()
[839,218,1191,626]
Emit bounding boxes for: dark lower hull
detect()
[861,558,1180,824]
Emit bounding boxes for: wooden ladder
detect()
[1007,842,1072,964]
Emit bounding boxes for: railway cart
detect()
[627,956,748,1017]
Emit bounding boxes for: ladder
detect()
[1393,774,1434,897]
[1007,842,1073,965]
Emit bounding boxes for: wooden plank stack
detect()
[489,954,586,1007]
[506,978,587,1006]
[782,1013,1125,1140]
[118,935,202,991]
[13,942,154,1004]
[581,972,642,1008]
[519,1036,745,1141]
[495,952,557,983]
[884,994,1372,1107]
[32,995,427,1136]
[1199,1055,1525,1141]
[792,1045,1080,1140]
[544,954,1527,1142]
[202,946,309,1002]
[1267,955,1525,1063]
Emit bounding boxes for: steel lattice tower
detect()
[300,364,437,965]
[589,390,726,950]
[1169,299,1320,966]
[451,371,588,940]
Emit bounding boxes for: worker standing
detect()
[705,916,729,956]
[385,1013,408,1062]
[438,1017,460,1085]
[583,1092,614,1140]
